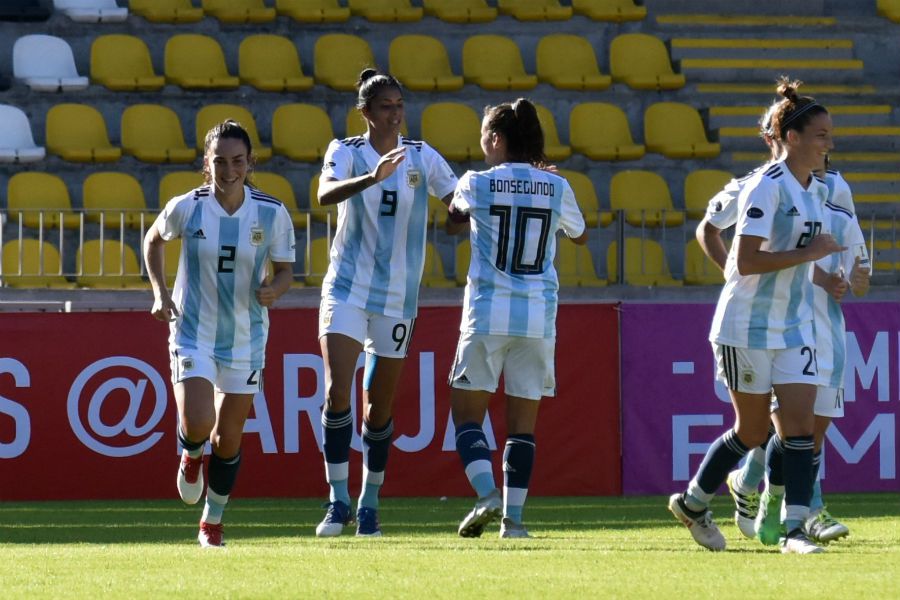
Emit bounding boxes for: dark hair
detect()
[356,68,403,110]
[202,119,254,184]
[483,98,546,166]
[770,77,828,141]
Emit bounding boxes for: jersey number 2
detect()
[489,205,552,274]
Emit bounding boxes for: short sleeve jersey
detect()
[705,161,775,230]
[709,161,830,349]
[451,163,586,339]
[320,134,458,319]
[813,200,868,388]
[155,185,296,370]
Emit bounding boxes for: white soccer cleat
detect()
[725,470,759,539]
[499,517,531,539]
[668,493,726,552]
[781,530,824,554]
[458,489,502,538]
[177,451,204,505]
[315,501,351,538]
[805,508,849,543]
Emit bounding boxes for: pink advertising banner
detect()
[620,302,900,495]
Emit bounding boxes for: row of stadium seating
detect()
[0,100,718,165]
[5,32,682,94]
[0,0,648,24]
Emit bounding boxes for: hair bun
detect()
[357,68,379,88]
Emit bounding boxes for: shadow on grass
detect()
[0,494,896,545]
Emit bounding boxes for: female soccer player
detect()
[144,120,296,547]
[314,69,458,537]
[446,98,587,539]
[668,78,844,554]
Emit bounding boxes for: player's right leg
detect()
[806,400,848,543]
[172,354,216,506]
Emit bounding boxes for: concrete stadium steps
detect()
[671,38,856,61]
[695,83,878,95]
[656,14,838,27]
[843,173,900,207]
[679,58,865,84]
[729,151,900,169]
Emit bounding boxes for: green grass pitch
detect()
[1,493,898,598]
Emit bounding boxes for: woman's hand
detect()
[150,293,179,322]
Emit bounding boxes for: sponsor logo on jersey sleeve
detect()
[747,207,764,219]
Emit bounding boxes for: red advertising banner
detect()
[0,304,621,500]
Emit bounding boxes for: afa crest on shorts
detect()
[250,227,264,246]
[406,168,421,188]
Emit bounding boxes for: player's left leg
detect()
[198,389,255,548]
[356,352,406,537]
[805,389,849,542]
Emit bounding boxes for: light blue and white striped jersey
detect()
[156,185,296,370]
[710,160,831,349]
[813,200,868,388]
[320,134,458,319]
[451,163,586,339]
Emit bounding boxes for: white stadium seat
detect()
[0,105,46,163]
[53,0,128,22]
[13,34,89,92]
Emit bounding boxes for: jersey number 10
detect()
[489,205,552,275]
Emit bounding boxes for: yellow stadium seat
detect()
[165,34,240,90]
[305,236,331,286]
[345,106,408,138]
[76,239,145,288]
[498,0,571,21]
[610,33,686,91]
[83,172,151,230]
[534,103,571,161]
[275,0,349,22]
[685,238,725,286]
[390,35,463,92]
[314,34,375,92]
[121,104,197,164]
[7,172,80,229]
[129,0,203,23]
[1,239,74,288]
[422,0,496,23]
[607,238,682,286]
[252,171,309,228]
[423,242,455,288]
[46,104,121,163]
[195,104,272,161]
[878,0,900,21]
[684,169,733,220]
[610,170,685,228]
[239,35,313,92]
[159,171,204,208]
[308,173,338,226]
[201,0,275,23]
[454,239,470,286]
[569,103,645,161]
[557,241,606,287]
[644,104,721,161]
[348,0,422,22]
[421,102,485,161]
[463,35,538,91]
[536,34,611,91]
[164,237,181,287]
[91,35,164,91]
[428,195,449,227]
[572,0,646,21]
[558,169,613,228]
[645,102,720,159]
[272,103,334,162]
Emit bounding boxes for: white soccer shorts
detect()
[170,349,262,394]
[714,343,818,394]
[448,332,556,401]
[318,296,414,358]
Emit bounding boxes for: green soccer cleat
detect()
[755,489,784,546]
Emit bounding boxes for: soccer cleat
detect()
[315,500,351,537]
[755,489,784,546]
[726,470,759,539]
[667,493,726,551]
[781,529,825,554]
[499,517,531,539]
[458,489,502,538]
[197,521,224,548]
[805,508,849,543]
[355,506,382,537]
[177,451,204,505]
